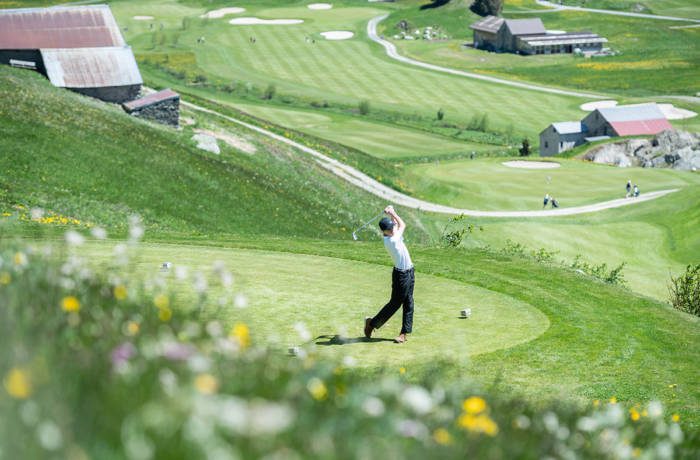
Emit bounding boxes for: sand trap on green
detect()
[79,242,549,367]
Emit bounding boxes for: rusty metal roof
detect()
[40,47,142,88]
[123,89,180,112]
[504,18,546,36]
[0,5,125,50]
[470,15,504,34]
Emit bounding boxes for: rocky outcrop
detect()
[583,130,700,171]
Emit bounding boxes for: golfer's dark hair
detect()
[379,217,394,231]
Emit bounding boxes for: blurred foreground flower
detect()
[4,367,32,399]
[194,374,219,395]
[230,323,250,348]
[61,296,80,313]
[463,396,487,415]
[433,428,452,445]
[307,378,328,401]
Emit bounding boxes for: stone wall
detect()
[127,97,180,127]
[72,84,141,104]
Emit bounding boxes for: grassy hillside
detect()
[0,65,435,240]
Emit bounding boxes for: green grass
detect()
[558,0,700,19]
[231,102,497,159]
[109,0,586,138]
[403,156,697,210]
[385,3,700,97]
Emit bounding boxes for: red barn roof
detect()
[41,47,142,88]
[609,119,673,136]
[0,5,125,49]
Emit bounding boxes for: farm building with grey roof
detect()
[470,15,607,55]
[0,4,142,103]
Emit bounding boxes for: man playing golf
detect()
[364,205,414,344]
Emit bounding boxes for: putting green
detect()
[79,242,549,366]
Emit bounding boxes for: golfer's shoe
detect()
[364,317,373,339]
[394,333,407,344]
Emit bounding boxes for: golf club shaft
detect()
[355,211,384,234]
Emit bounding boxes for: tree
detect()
[437,108,445,121]
[519,138,531,157]
[470,0,503,17]
[358,100,371,115]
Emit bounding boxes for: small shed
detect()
[539,121,586,156]
[123,89,180,127]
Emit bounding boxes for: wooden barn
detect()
[539,122,587,157]
[0,5,142,103]
[470,16,607,55]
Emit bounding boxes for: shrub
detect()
[519,139,531,157]
[437,108,445,121]
[669,264,700,316]
[358,99,371,115]
[263,83,276,100]
[501,239,527,257]
[571,255,626,286]
[441,214,481,247]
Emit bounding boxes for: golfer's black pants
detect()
[371,267,415,334]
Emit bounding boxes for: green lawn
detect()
[109,0,586,138]
[558,0,700,19]
[404,156,696,210]
[231,102,497,159]
[385,4,700,97]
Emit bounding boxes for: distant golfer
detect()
[551,197,559,208]
[633,184,640,197]
[543,193,550,208]
[626,180,632,198]
[364,205,414,344]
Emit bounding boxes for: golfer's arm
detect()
[391,211,406,234]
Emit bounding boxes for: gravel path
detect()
[534,0,700,22]
[182,100,678,218]
[367,15,605,99]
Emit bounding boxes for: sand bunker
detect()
[320,31,354,40]
[308,3,333,9]
[502,161,561,169]
[229,17,303,25]
[657,103,697,120]
[200,7,245,19]
[133,16,154,21]
[580,100,618,111]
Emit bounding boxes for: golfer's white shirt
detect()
[384,234,413,270]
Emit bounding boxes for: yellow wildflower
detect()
[458,413,498,436]
[158,307,172,322]
[630,408,640,422]
[672,414,680,423]
[153,294,170,310]
[14,252,27,267]
[593,399,600,408]
[668,384,677,389]
[0,272,11,285]
[114,285,127,300]
[4,367,32,399]
[61,296,80,313]
[307,378,328,401]
[462,396,487,415]
[632,448,641,458]
[194,374,219,395]
[642,409,648,417]
[229,323,250,348]
[399,367,406,375]
[433,428,452,445]
[126,321,140,336]
[609,396,617,404]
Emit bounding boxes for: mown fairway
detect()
[404,156,696,210]
[112,0,586,136]
[232,102,497,159]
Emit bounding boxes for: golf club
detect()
[352,210,386,240]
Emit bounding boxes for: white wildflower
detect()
[247,401,294,436]
[400,386,433,415]
[128,214,144,242]
[668,423,683,444]
[577,416,597,432]
[64,230,85,246]
[543,412,559,433]
[90,226,107,240]
[396,419,428,439]
[175,265,189,280]
[30,208,44,220]
[655,440,673,460]
[648,400,664,419]
[193,272,208,294]
[206,321,223,337]
[362,397,385,417]
[36,421,62,451]
[293,322,311,341]
[342,356,357,367]
[515,415,531,429]
[234,293,248,308]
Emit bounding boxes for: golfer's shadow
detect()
[315,334,394,346]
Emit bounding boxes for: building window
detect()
[545,141,549,148]
[559,141,563,148]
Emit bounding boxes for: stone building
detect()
[470,16,607,55]
[123,89,180,127]
[0,5,142,103]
